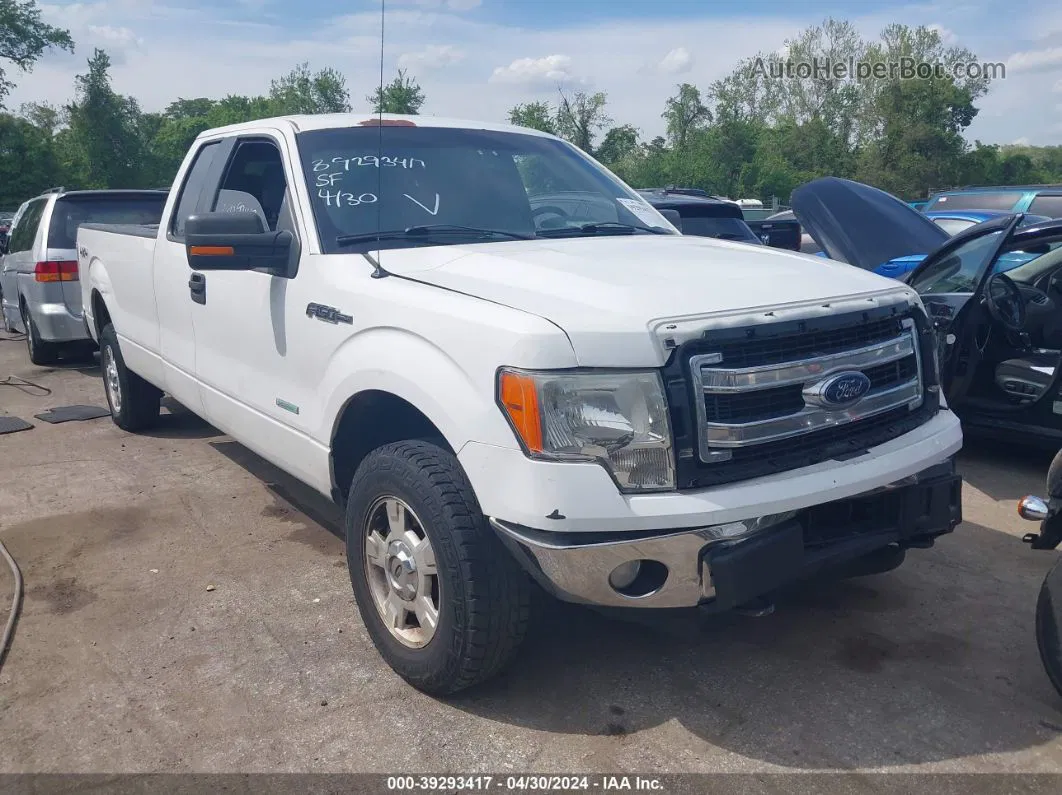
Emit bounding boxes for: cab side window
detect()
[171,142,221,239]
[212,141,290,233]
[8,199,47,254]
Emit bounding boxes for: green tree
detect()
[60,48,144,189]
[555,90,611,153]
[662,83,711,149]
[367,69,424,114]
[269,62,351,114]
[856,76,975,198]
[508,101,555,134]
[18,100,62,135]
[959,142,1003,187]
[0,112,59,205]
[595,124,640,165]
[1001,152,1041,185]
[0,0,74,108]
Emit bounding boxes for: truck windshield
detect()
[296,126,677,253]
[48,193,168,249]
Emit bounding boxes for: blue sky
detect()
[14,0,1061,146]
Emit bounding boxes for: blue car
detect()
[865,210,1056,279]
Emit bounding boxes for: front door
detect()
[185,133,330,493]
[152,138,232,414]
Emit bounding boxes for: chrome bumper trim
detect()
[490,518,717,608]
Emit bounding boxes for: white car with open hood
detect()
[77,114,963,694]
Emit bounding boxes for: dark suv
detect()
[638,188,800,250]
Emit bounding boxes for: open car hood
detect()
[791,177,950,272]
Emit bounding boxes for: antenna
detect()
[369,0,388,279]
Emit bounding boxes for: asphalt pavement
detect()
[1,334,1061,774]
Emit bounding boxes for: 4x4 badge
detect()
[306,303,353,325]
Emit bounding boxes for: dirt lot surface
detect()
[1,334,1062,775]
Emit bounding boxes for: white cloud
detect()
[489,54,579,87]
[397,44,465,71]
[927,23,958,46]
[87,25,143,48]
[1006,46,1062,73]
[657,46,694,75]
[1012,136,1031,145]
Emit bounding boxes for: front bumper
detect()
[490,459,962,610]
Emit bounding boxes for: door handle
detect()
[189,272,206,305]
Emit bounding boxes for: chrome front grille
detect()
[691,318,924,462]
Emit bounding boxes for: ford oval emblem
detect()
[820,371,872,407]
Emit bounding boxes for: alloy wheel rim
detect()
[103,346,122,414]
[363,495,440,648]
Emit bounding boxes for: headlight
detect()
[497,368,675,492]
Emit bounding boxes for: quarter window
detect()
[7,199,47,253]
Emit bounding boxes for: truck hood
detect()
[378,234,913,366]
[791,177,950,272]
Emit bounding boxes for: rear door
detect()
[46,192,169,319]
[2,198,48,329]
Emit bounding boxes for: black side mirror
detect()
[185,211,292,272]
[659,208,683,232]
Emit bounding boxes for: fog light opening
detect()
[608,559,668,598]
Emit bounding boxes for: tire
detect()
[99,323,161,432]
[22,304,59,366]
[345,440,532,695]
[1037,557,1062,700]
[1047,448,1062,499]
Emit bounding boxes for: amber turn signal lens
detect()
[498,370,543,453]
[190,245,234,256]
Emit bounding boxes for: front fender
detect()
[318,327,532,455]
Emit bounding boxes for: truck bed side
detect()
[78,223,163,385]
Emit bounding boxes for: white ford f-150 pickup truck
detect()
[79,114,963,694]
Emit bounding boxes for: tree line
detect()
[0,4,1057,211]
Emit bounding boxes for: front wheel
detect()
[345,440,532,695]
[1036,557,1062,699]
[99,323,161,432]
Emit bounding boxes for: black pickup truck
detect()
[639,188,801,250]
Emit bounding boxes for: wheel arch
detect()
[329,389,457,504]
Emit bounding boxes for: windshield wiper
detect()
[537,222,671,238]
[336,224,534,247]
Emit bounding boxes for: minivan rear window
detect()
[931,191,1021,211]
[47,193,168,249]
